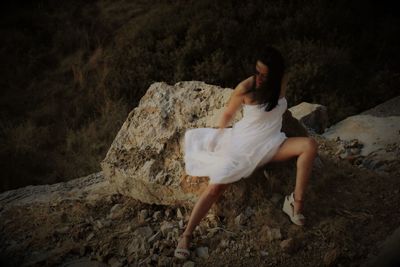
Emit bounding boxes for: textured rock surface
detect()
[101,81,307,206]
[289,102,328,134]
[323,114,400,156]
[0,172,113,213]
[322,96,400,173]
[360,95,400,117]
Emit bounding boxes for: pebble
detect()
[56,226,70,234]
[268,228,282,241]
[244,206,254,218]
[280,238,297,254]
[108,257,123,267]
[138,209,149,223]
[160,221,175,236]
[86,232,95,242]
[350,147,361,155]
[183,261,195,267]
[153,211,162,221]
[151,254,159,262]
[148,231,161,243]
[164,208,172,218]
[270,193,282,204]
[260,250,269,257]
[219,239,229,248]
[323,248,339,266]
[109,204,123,220]
[196,247,209,259]
[234,213,245,226]
[134,226,153,239]
[177,208,184,219]
[95,220,104,230]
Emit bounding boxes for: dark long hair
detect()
[245,46,285,112]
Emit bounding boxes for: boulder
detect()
[323,95,400,172]
[101,81,307,206]
[0,172,113,212]
[288,102,328,134]
[323,115,400,156]
[360,95,400,117]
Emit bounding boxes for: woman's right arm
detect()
[217,82,247,131]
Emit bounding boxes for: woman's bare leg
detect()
[269,137,318,215]
[176,183,229,250]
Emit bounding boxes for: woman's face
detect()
[255,60,269,88]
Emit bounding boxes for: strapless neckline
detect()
[242,97,286,106]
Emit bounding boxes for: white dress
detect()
[184,97,288,184]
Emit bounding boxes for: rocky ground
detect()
[1,135,399,267]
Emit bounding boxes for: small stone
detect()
[270,193,282,205]
[234,213,245,226]
[177,208,184,219]
[196,247,209,259]
[157,256,172,266]
[79,246,87,256]
[268,228,282,241]
[151,254,159,262]
[260,250,269,257]
[103,220,112,227]
[350,147,361,155]
[109,204,124,220]
[95,220,104,230]
[339,150,350,159]
[56,226,70,234]
[138,209,149,222]
[108,257,123,267]
[183,261,195,267]
[148,231,161,243]
[86,232,95,242]
[219,239,229,248]
[134,226,153,239]
[179,219,184,229]
[153,211,162,221]
[280,238,297,254]
[244,206,254,218]
[349,139,359,148]
[160,221,175,236]
[323,248,339,266]
[164,208,172,218]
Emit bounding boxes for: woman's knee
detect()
[304,137,318,156]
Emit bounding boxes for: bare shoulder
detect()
[234,76,253,95]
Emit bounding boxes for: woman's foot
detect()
[174,233,192,260]
[293,194,305,225]
[282,192,305,226]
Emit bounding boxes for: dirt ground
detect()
[1,137,399,267]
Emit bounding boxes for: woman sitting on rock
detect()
[174,46,318,260]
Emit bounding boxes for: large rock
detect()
[323,114,400,156]
[0,172,113,213]
[360,95,400,117]
[289,102,328,134]
[101,81,307,206]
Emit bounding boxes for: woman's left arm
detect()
[208,83,245,151]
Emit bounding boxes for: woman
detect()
[174,46,318,260]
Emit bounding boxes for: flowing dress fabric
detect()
[184,97,288,184]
